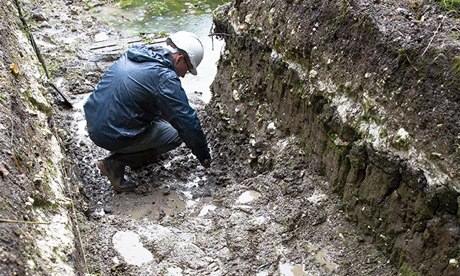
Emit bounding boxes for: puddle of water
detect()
[112,189,185,220]
[112,231,154,266]
[236,190,261,204]
[279,263,306,276]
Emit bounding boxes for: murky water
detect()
[93,0,227,104]
[112,190,186,220]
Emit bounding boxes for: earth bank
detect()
[0,0,85,274]
[210,0,460,275]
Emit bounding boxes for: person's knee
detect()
[161,123,181,147]
[153,127,181,154]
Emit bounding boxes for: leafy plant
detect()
[453,56,460,74]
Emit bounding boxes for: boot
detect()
[97,158,136,192]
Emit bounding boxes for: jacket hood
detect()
[126,45,173,68]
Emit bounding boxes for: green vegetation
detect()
[437,0,460,10]
[25,89,53,116]
[453,56,460,74]
[399,263,420,276]
[32,194,58,209]
[0,91,6,104]
[118,0,228,16]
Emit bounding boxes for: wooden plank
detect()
[86,36,168,60]
[90,37,143,50]
[89,36,166,51]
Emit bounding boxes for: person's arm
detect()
[156,75,211,165]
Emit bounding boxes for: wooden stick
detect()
[13,0,73,108]
[421,16,445,57]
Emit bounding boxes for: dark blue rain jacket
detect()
[83,45,210,162]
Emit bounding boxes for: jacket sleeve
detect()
[156,75,211,162]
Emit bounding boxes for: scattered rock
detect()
[94,32,109,42]
[0,163,9,178]
[309,69,318,78]
[266,122,276,135]
[112,231,153,266]
[9,63,19,77]
[31,9,47,22]
[449,258,458,267]
[391,128,411,150]
[232,89,240,101]
[103,205,112,214]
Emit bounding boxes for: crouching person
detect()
[83,31,211,192]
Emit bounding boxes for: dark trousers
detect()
[107,119,182,169]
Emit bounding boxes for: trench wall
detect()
[211,1,460,275]
[0,0,82,274]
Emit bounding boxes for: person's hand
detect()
[200,158,211,168]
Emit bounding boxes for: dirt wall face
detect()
[0,1,79,274]
[211,0,460,275]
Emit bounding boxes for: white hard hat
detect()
[168,31,204,75]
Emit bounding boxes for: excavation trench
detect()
[2,0,459,275]
[62,1,397,275]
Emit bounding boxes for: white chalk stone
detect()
[112,231,153,266]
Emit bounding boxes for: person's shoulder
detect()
[157,68,180,84]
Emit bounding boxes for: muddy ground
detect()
[13,0,406,275]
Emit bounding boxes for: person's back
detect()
[85,46,178,151]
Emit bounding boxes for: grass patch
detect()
[437,0,460,11]
[399,263,420,276]
[118,0,228,16]
[453,56,460,74]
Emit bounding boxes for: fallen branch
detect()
[61,160,90,274]
[48,82,73,108]
[421,16,446,57]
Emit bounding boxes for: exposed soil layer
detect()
[210,0,460,275]
[0,0,84,274]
